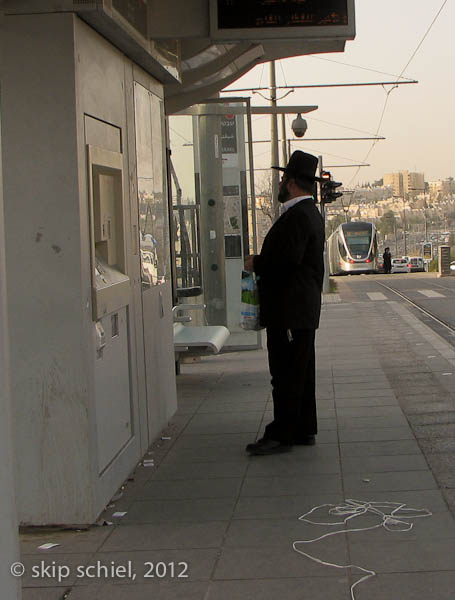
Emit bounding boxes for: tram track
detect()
[375,279,455,339]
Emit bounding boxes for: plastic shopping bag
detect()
[240,270,263,331]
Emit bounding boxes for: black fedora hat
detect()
[272,150,323,183]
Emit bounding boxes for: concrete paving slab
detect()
[335,389,396,399]
[344,490,451,515]
[246,456,340,477]
[348,538,455,572]
[139,478,243,500]
[240,474,343,497]
[205,577,350,600]
[260,415,338,431]
[338,427,415,442]
[340,440,422,456]
[183,420,262,435]
[335,397,399,407]
[171,433,254,450]
[341,454,429,473]
[214,539,349,579]
[345,510,455,542]
[224,517,346,547]
[21,553,92,587]
[76,549,218,584]
[334,382,392,391]
[333,376,390,385]
[315,408,336,418]
[233,494,346,520]
[353,572,455,600]
[151,461,248,481]
[313,430,338,443]
[336,406,404,417]
[99,521,228,552]
[196,401,267,413]
[343,470,438,494]
[67,582,210,600]
[121,498,237,524]
[175,400,204,415]
[337,416,409,429]
[160,446,249,464]
[22,590,66,600]
[20,527,111,555]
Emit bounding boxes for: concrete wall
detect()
[1,13,94,525]
[0,85,22,599]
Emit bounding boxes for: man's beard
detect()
[278,183,290,204]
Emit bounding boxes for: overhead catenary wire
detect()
[347,0,449,187]
[309,55,417,81]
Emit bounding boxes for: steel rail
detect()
[375,280,455,335]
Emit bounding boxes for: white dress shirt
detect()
[280,195,314,215]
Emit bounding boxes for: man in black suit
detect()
[244,151,325,455]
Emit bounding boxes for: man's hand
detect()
[244,255,255,272]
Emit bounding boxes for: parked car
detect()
[391,258,411,274]
[450,261,455,272]
[408,257,424,272]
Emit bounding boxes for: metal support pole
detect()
[403,196,408,256]
[270,61,280,221]
[245,99,258,255]
[319,155,330,294]
[196,111,227,326]
[281,113,288,166]
[394,220,398,256]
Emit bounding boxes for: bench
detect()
[173,322,230,355]
[172,304,230,373]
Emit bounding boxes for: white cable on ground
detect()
[293,499,432,600]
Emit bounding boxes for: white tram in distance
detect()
[327,221,378,275]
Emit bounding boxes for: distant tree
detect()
[255,172,274,226]
[378,210,396,235]
[326,214,345,237]
[373,178,383,187]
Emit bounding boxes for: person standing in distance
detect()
[244,151,325,455]
[383,247,392,274]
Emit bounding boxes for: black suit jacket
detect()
[253,198,325,330]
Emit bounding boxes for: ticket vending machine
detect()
[1,9,175,526]
[87,145,134,474]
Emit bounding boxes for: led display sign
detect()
[210,0,355,40]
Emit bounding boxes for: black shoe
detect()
[293,435,316,446]
[246,437,292,455]
[246,437,266,452]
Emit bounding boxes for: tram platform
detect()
[20,290,455,599]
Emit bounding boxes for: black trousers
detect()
[264,327,317,445]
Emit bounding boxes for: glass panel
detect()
[134,83,170,288]
[168,115,202,296]
[169,100,260,347]
[344,229,371,256]
[172,204,201,291]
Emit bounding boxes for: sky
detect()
[222,0,455,189]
